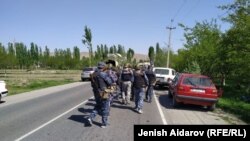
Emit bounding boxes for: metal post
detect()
[166,19,176,68]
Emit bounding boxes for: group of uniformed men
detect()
[86,62,156,128]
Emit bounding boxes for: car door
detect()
[168,73,180,97]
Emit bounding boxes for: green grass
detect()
[0,69,81,96]
[217,85,250,124]
[7,79,76,96]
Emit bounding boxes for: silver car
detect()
[81,67,96,81]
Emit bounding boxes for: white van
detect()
[0,80,8,102]
[153,67,176,88]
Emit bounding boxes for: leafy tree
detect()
[154,43,167,67]
[218,0,250,87]
[178,20,222,77]
[109,46,114,54]
[183,61,201,74]
[117,44,125,56]
[104,44,109,59]
[148,46,155,65]
[82,25,93,66]
[0,43,7,69]
[126,48,134,63]
[7,43,17,68]
[15,43,24,69]
[73,46,80,61]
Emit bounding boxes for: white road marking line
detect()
[15,97,94,141]
[154,92,168,125]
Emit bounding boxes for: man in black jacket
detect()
[145,65,156,103]
[133,65,148,114]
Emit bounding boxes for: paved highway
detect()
[0,82,235,141]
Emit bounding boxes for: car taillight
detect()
[212,89,217,94]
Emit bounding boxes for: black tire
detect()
[81,78,85,81]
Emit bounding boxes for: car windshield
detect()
[154,69,169,75]
[183,77,212,87]
[83,68,94,71]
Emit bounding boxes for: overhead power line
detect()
[172,0,186,21]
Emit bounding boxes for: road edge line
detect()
[154,92,168,125]
[15,96,94,141]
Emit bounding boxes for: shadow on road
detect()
[111,99,138,113]
[85,102,95,107]
[154,86,169,91]
[68,114,102,127]
[156,91,208,112]
[78,107,93,114]
[68,115,87,125]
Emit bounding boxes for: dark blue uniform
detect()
[88,62,113,128]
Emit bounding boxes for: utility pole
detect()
[166,19,176,68]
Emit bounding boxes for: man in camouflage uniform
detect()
[87,62,113,128]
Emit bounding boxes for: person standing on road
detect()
[133,65,148,114]
[120,63,134,105]
[87,62,113,128]
[106,63,118,105]
[89,67,102,115]
[145,65,156,103]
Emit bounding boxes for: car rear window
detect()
[154,69,169,75]
[172,70,175,75]
[83,68,94,71]
[182,77,212,87]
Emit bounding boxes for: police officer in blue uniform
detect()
[87,62,113,128]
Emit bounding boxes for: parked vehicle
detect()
[153,67,176,88]
[81,67,96,81]
[0,80,8,102]
[168,73,222,111]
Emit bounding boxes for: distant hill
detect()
[80,52,148,61]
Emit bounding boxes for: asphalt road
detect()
[0,82,236,141]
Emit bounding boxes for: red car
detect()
[168,73,222,111]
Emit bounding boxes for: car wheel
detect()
[81,78,85,81]
[172,96,179,107]
[207,103,216,111]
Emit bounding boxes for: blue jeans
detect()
[134,88,145,110]
[146,85,154,102]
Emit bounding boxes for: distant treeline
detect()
[0,43,138,70]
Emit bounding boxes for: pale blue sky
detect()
[0,0,233,54]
